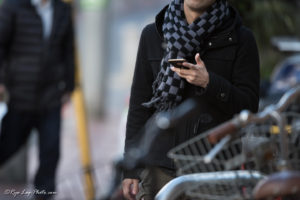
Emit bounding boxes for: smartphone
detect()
[168,58,188,69]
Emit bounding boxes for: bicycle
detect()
[156,86,300,200]
[260,37,300,109]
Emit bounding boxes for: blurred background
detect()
[0,0,299,199]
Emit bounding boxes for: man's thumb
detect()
[195,53,203,65]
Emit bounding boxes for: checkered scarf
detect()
[143,0,230,111]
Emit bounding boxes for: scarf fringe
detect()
[142,95,178,112]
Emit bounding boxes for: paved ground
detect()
[0,101,127,200]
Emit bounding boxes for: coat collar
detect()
[154,5,242,50]
[23,0,65,42]
[155,5,168,40]
[49,0,67,41]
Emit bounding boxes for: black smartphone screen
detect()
[168,58,188,69]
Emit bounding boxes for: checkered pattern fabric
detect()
[143,0,230,111]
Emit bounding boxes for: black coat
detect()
[0,0,74,111]
[124,6,260,178]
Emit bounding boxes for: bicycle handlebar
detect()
[275,85,300,112]
[208,86,300,144]
[155,171,264,200]
[103,99,201,199]
[207,118,240,144]
[121,98,200,170]
[155,98,198,130]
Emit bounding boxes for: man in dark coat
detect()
[0,0,74,199]
[122,0,260,199]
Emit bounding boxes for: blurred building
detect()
[0,1,171,199]
[75,0,169,116]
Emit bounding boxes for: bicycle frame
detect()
[157,86,300,200]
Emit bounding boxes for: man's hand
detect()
[171,53,209,88]
[122,178,139,200]
[0,84,6,102]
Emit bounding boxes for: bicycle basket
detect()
[242,112,300,172]
[168,112,300,175]
[168,126,245,175]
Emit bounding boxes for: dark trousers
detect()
[0,106,61,199]
[137,167,176,200]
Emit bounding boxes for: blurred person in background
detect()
[123,0,260,199]
[0,0,74,199]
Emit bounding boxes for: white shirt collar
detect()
[31,0,53,39]
[31,0,52,9]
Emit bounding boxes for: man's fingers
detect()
[123,179,139,200]
[182,62,198,70]
[122,179,133,200]
[132,179,139,195]
[171,66,193,77]
[122,180,130,199]
[171,68,197,84]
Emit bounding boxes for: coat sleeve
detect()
[0,1,14,84]
[203,28,260,115]
[62,5,75,93]
[123,25,155,179]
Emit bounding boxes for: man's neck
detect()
[41,0,49,6]
[183,3,205,24]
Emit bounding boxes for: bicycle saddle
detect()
[253,170,300,199]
